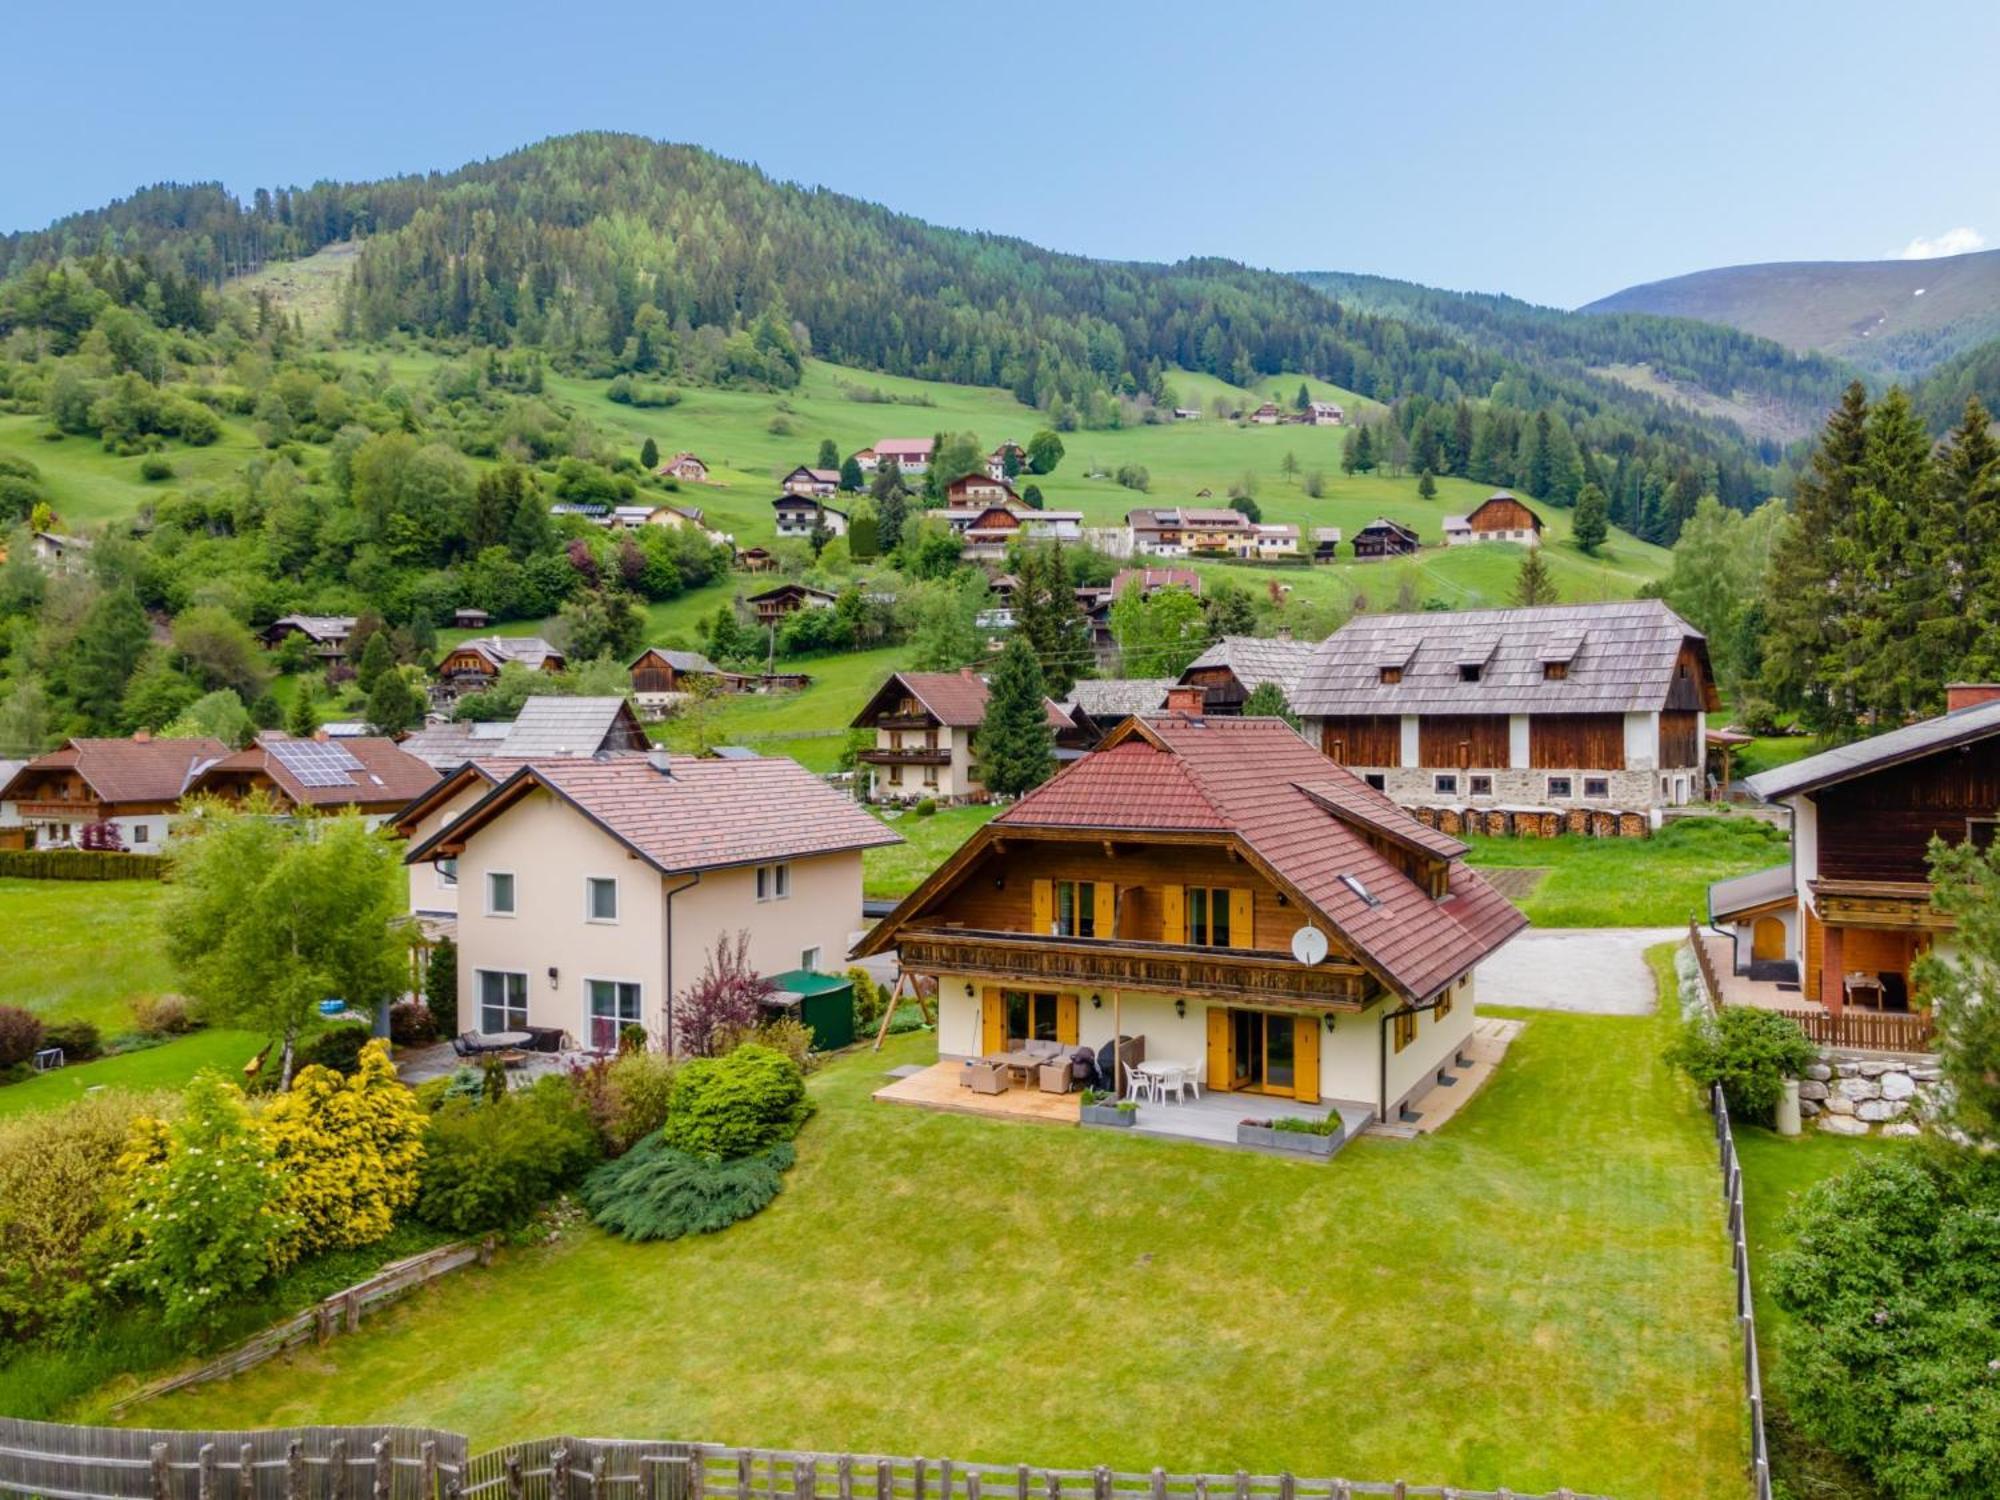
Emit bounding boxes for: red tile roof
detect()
[194,735,441,810]
[2,736,230,806]
[407,754,900,874]
[994,715,1523,999]
[1111,567,1203,596]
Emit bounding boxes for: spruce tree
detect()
[640,437,659,471]
[1573,483,1609,554]
[355,630,395,696]
[285,680,321,739]
[816,438,840,470]
[977,634,1054,798]
[1294,382,1311,412]
[1936,398,2000,678]
[1417,468,1437,501]
[1013,543,1087,698]
[506,478,554,558]
[839,454,864,492]
[365,669,421,735]
[1511,547,1558,607]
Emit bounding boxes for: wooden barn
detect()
[1351,518,1420,560]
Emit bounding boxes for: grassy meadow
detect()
[1462,815,1791,927]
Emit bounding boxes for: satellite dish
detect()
[1291,926,1329,966]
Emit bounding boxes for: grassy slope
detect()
[118,1012,1741,1499]
[861,804,999,899]
[0,878,177,1034]
[0,417,267,527]
[1464,816,1791,927]
[0,1030,265,1120]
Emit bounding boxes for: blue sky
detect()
[6,0,1996,307]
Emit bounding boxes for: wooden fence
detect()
[0,1426,1611,1500]
[105,1242,493,1416]
[1705,1084,1774,1500]
[1684,917,1935,1052]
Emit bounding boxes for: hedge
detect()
[0,849,168,880]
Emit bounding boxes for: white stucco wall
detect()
[406,780,492,917]
[669,850,862,984]
[1623,711,1659,771]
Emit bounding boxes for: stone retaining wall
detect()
[1798,1052,1944,1138]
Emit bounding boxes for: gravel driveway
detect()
[1474,927,1684,1014]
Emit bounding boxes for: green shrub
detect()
[1770,1153,2000,1499]
[662,1044,810,1159]
[1271,1113,1343,1137]
[131,993,196,1036]
[581,1136,794,1241]
[751,1017,819,1075]
[845,966,885,1031]
[416,1077,601,1232]
[40,1018,102,1062]
[1665,1005,1816,1124]
[0,1006,44,1068]
[300,1022,372,1076]
[138,456,173,481]
[604,1050,677,1154]
[424,938,458,1035]
[913,797,937,818]
[0,849,167,880]
[389,1000,439,1046]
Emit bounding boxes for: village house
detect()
[1111,566,1202,599]
[945,473,1020,511]
[1052,678,1173,744]
[1311,526,1344,563]
[628,647,722,719]
[187,732,440,827]
[261,614,358,660]
[1351,517,1421,560]
[1127,508,1189,557]
[1178,635,1318,715]
[1292,600,1719,831]
[1180,508,1254,554]
[657,452,709,484]
[0,733,229,850]
[860,438,935,475]
[435,636,566,700]
[780,466,842,499]
[855,705,1525,1125]
[1443,493,1545,549]
[1170,407,1203,421]
[957,505,1084,561]
[403,753,898,1049]
[772,494,849,539]
[27,530,90,574]
[1716,684,2000,1021]
[451,607,490,630]
[985,440,1028,480]
[1305,401,1345,427]
[1237,522,1301,559]
[1247,402,1283,425]
[849,668,1071,803]
[745,581,838,626]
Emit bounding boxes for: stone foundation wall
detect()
[1798,1052,1944,1138]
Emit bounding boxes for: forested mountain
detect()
[1298,269,1852,445]
[1909,333,2000,431]
[1582,248,2000,382]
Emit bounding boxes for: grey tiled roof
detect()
[1707,863,1793,920]
[1292,600,1707,717]
[1744,697,2000,800]
[1063,678,1173,718]
[498,698,642,758]
[1181,636,1318,695]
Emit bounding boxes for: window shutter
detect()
[1057,994,1079,1046]
[1093,883,1116,940]
[1228,888,1255,949]
[1162,885,1186,944]
[1031,879,1054,935]
[1292,1015,1320,1104]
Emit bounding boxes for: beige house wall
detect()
[406,779,493,917]
[872,727,980,802]
[668,850,864,984]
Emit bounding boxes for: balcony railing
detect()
[1810,878,1956,932]
[897,926,1378,1008]
[859,748,951,766]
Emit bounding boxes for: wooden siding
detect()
[1529,713,1627,770]
[1467,495,1540,533]
[1816,737,2000,883]
[1319,715,1401,767]
[1664,642,1713,712]
[1659,711,1701,768]
[1418,715,1510,769]
[1181,665,1248,713]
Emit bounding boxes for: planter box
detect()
[1236,1121,1341,1157]
[1080,1103,1136,1128]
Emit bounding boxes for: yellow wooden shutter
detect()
[1162,884,1186,944]
[1228,888,1255,949]
[1093,883,1116,940]
[981,989,1005,1055]
[1206,1006,1232,1090]
[1293,1015,1321,1104]
[1057,994,1079,1046]
[1031,879,1053,935]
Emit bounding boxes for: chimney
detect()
[647,748,676,777]
[960,666,977,680]
[132,728,151,744]
[1165,684,1206,718]
[1946,683,2000,713]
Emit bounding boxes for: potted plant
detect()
[1236,1113,1344,1157]
[1078,1087,1137,1128]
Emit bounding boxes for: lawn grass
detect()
[1464,816,1791,927]
[114,1007,1741,1498]
[0,877,177,1035]
[861,804,1000,899]
[0,414,268,527]
[0,1030,266,1120]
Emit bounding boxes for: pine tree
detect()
[1013,543,1088,698]
[1280,451,1299,486]
[355,631,395,696]
[640,437,659,471]
[816,438,840,470]
[1937,398,2000,677]
[838,454,864,492]
[285,680,321,739]
[1294,382,1310,413]
[977,634,1054,797]
[1417,468,1437,501]
[365,669,421,735]
[1511,548,1558,607]
[1573,482,1609,554]
[506,477,554,558]
[1525,410,1555,500]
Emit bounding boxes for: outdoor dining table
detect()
[1133,1059,1194,1101]
[467,1030,533,1053]
[986,1049,1053,1085]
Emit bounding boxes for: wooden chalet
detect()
[436,636,566,694]
[780,466,841,498]
[1178,635,1318,715]
[658,452,709,483]
[1733,683,2000,1018]
[1351,518,1420,561]
[0,733,229,850]
[629,647,722,718]
[946,474,1019,510]
[772,495,848,539]
[855,708,1525,1122]
[850,668,1072,803]
[187,733,440,825]
[1293,600,1719,830]
[261,614,357,659]
[451,607,491,630]
[867,438,935,474]
[745,582,838,626]
[1443,493,1545,549]
[1247,402,1283,424]
[986,440,1028,479]
[1310,527,1343,563]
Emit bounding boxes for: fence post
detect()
[1152,1470,1167,1500]
[331,1440,350,1500]
[913,1459,926,1500]
[1276,1476,1291,1500]
[152,1443,172,1500]
[373,1440,393,1500]
[1042,1474,1059,1500]
[200,1445,219,1500]
[962,1470,977,1500]
[800,1460,818,1500]
[937,1460,951,1500]
[1091,1469,1108,1500]
[1233,1473,1248,1500]
[736,1454,753,1500]
[553,1448,572,1500]
[874,1461,892,1500]
[240,1445,257,1500]
[422,1446,439,1500]
[591,1455,607,1500]
[286,1442,305,1500]
[506,1456,524,1500]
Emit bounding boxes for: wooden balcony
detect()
[896,926,1378,1009]
[16,800,103,820]
[859,748,952,766]
[1811,879,1955,932]
[872,713,937,731]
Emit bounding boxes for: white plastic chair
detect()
[1123,1059,1157,1104]
[1173,1062,1202,1102]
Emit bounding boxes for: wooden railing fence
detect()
[1705,1085,1773,1500]
[0,1426,1611,1500]
[1687,917,1723,1014]
[1684,917,1935,1052]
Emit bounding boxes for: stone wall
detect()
[1798,1052,1944,1138]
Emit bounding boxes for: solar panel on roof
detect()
[269,738,362,788]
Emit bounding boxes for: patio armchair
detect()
[961,1060,1009,1095]
[1037,1060,1074,1094]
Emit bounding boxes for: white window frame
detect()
[436,857,458,890]
[476,969,529,1033]
[584,975,644,1052]
[1583,775,1611,799]
[756,862,792,902]
[1433,773,1459,795]
[486,869,517,917]
[800,946,822,972]
[585,875,620,924]
[1468,774,1493,798]
[1546,776,1574,800]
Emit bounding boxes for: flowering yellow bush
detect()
[260,1039,427,1259]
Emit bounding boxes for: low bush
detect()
[604,1050,677,1154]
[138,455,173,481]
[261,1041,427,1259]
[845,966,886,1031]
[131,993,196,1036]
[0,1006,45,1068]
[416,1077,602,1233]
[1270,1113,1343,1137]
[661,1044,810,1159]
[40,1019,103,1062]
[1665,1005,1816,1124]
[390,1000,439,1047]
[750,1017,819,1075]
[300,1023,372,1077]
[913,797,937,818]
[581,1136,794,1242]
[0,849,167,880]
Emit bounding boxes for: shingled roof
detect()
[860,715,1523,1001]
[1181,635,1318,696]
[445,636,565,672]
[0,735,230,807]
[191,735,440,810]
[1293,599,1716,717]
[1061,678,1173,720]
[406,754,900,874]
[1743,694,2000,800]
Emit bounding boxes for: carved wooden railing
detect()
[897,928,1376,1007]
[857,748,952,765]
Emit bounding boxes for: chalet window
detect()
[1055,880,1098,938]
[1542,662,1568,681]
[130,825,151,845]
[1434,773,1459,795]
[1363,773,1386,791]
[1583,776,1610,799]
[1469,775,1493,797]
[888,764,904,785]
[1546,777,1574,800]
[1969,817,1999,851]
[1003,989,1063,1043]
[1437,980,1457,1021]
[1393,1008,1418,1053]
[486,871,516,916]
[756,863,792,902]
[1459,664,1482,683]
[586,979,642,1052]
[478,970,528,1033]
[1187,887,1233,948]
[1379,666,1403,685]
[586,877,619,923]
